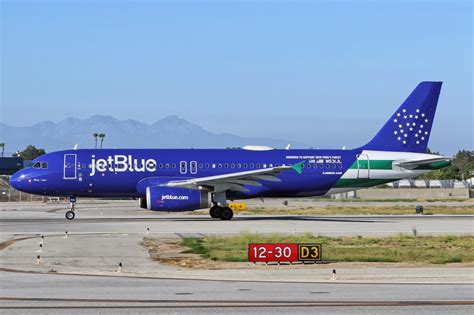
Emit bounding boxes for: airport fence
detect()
[0,188,63,202]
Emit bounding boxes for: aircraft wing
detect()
[395,157,452,169]
[163,161,305,193]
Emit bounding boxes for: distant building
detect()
[0,157,25,175]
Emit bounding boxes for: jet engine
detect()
[142,186,210,212]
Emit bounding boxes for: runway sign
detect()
[248,243,322,263]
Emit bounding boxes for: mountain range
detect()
[0,115,310,153]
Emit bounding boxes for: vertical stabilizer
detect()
[363,81,442,153]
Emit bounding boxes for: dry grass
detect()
[180,233,474,264]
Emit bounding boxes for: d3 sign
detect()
[298,244,321,261]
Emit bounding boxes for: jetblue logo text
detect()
[161,194,189,200]
[90,155,157,176]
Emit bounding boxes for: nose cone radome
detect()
[10,170,27,191]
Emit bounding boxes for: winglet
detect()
[292,160,305,174]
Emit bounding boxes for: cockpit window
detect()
[32,161,48,169]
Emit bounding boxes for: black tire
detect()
[209,206,221,218]
[65,211,75,220]
[220,207,233,220]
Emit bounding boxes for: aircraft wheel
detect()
[209,206,221,218]
[220,207,233,221]
[65,211,75,220]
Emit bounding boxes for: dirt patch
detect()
[142,238,241,270]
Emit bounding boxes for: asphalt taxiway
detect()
[1,200,473,238]
[0,200,473,313]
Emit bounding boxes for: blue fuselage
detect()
[10,148,359,199]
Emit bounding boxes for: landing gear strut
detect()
[65,196,76,220]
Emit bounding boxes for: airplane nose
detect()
[10,170,26,191]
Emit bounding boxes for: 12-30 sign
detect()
[248,243,322,263]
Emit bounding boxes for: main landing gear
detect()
[209,205,233,220]
[65,196,76,220]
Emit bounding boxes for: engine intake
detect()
[145,186,210,212]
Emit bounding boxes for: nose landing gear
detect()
[65,210,75,220]
[65,196,76,220]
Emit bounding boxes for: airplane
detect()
[10,81,452,220]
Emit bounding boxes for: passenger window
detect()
[250,163,254,168]
[263,164,267,168]
[41,162,48,169]
[165,163,170,168]
[256,163,260,168]
[237,163,242,169]
[274,163,278,167]
[326,164,330,169]
[339,164,343,169]
[319,164,323,169]
[224,163,229,168]
[172,163,176,168]
[205,163,210,168]
[218,164,222,168]
[212,163,216,168]
[332,164,336,169]
[243,163,248,168]
[231,163,235,168]
[33,162,41,168]
[159,163,163,168]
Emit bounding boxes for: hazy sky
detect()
[1,0,472,154]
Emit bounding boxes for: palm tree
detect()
[93,133,98,148]
[99,133,105,149]
[0,143,4,157]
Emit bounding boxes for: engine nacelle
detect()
[145,186,210,212]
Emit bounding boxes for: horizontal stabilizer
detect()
[395,157,452,170]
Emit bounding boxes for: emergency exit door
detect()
[356,154,370,179]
